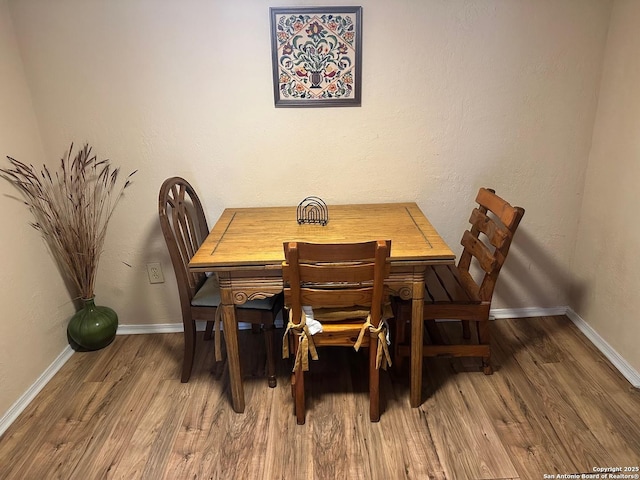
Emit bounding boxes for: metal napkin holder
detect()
[296,196,329,226]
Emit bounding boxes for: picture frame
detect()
[270,6,362,107]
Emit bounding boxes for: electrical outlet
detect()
[147,262,165,284]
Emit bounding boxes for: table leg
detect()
[221,302,245,413]
[410,279,425,408]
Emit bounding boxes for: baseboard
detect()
[489,306,569,319]
[116,321,262,335]
[565,307,640,388]
[492,306,640,388]
[116,323,185,335]
[0,345,74,438]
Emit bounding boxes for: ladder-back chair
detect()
[282,240,391,424]
[394,188,524,384]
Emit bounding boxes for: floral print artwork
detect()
[271,8,361,106]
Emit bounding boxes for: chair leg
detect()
[204,320,214,340]
[392,302,408,371]
[181,320,197,383]
[263,324,277,388]
[291,372,296,398]
[369,333,380,422]
[425,320,444,344]
[294,366,305,425]
[462,320,471,339]
[477,320,493,375]
[289,332,306,424]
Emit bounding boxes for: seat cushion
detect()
[191,275,222,307]
[312,306,371,322]
[191,275,279,311]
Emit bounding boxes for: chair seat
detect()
[425,265,482,305]
[298,305,393,347]
[192,275,279,310]
[310,323,371,347]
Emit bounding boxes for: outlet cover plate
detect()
[147,262,165,284]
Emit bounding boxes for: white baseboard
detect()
[116,321,262,335]
[491,306,640,388]
[489,306,569,319]
[116,323,185,335]
[0,345,74,438]
[565,307,640,388]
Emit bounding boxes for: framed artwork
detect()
[270,6,362,107]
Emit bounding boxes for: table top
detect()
[189,202,455,272]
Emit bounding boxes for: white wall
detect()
[572,0,640,373]
[2,0,619,416]
[0,0,74,417]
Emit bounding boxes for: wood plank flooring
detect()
[1,315,639,479]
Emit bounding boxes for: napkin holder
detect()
[297,196,328,226]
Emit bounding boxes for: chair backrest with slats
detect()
[457,188,525,302]
[282,240,391,325]
[158,177,209,306]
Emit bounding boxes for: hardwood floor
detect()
[1,315,639,479]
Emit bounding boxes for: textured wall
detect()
[0,0,73,418]
[572,0,640,373]
[1,0,618,416]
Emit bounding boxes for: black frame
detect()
[270,6,362,108]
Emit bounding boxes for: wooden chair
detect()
[282,240,392,424]
[393,188,525,375]
[159,177,282,385]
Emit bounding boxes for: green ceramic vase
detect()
[67,297,118,350]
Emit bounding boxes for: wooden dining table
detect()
[189,202,455,412]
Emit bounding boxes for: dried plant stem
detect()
[1,143,135,300]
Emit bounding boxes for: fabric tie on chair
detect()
[284,304,393,372]
[204,272,224,363]
[282,308,319,372]
[354,303,394,369]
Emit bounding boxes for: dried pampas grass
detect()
[1,143,135,300]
